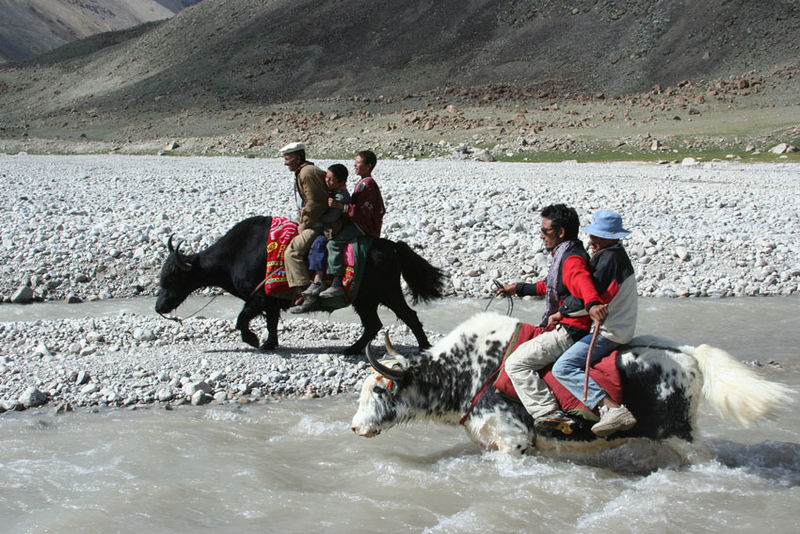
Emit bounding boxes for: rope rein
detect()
[158,294,219,324]
[484,279,514,315]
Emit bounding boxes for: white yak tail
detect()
[688,343,793,427]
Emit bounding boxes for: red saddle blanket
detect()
[493,323,622,417]
[264,216,357,297]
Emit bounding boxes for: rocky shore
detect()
[1,154,798,413]
[0,312,425,413]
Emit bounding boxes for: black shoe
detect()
[534,410,575,436]
[302,281,325,297]
[319,282,345,298]
[289,296,319,314]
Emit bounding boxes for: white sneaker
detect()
[591,404,636,437]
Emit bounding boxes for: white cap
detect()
[279,141,306,155]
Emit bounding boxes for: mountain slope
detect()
[0,0,202,63]
[0,0,798,158]
[5,0,797,107]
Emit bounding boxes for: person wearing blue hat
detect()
[495,204,608,436]
[550,209,639,437]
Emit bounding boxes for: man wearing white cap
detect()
[550,209,639,437]
[280,142,329,296]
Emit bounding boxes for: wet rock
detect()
[191,390,210,405]
[53,402,73,414]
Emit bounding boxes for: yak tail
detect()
[394,241,447,304]
[689,343,793,428]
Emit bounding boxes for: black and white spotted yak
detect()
[351,312,792,455]
[155,215,445,354]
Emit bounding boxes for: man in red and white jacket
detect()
[319,149,386,298]
[551,209,638,437]
[496,204,607,435]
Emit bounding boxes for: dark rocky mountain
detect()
[0,0,797,157]
[0,0,203,63]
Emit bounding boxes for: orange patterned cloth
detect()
[264,216,361,300]
[264,217,298,295]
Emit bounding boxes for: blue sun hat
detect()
[582,210,630,239]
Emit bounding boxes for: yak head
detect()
[351,334,419,438]
[155,235,197,315]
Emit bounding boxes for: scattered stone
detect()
[674,246,690,261]
[133,328,156,342]
[191,390,209,405]
[0,156,797,414]
[474,149,495,162]
[34,341,53,358]
[80,382,100,395]
[769,143,798,154]
[53,401,73,414]
[11,285,34,303]
[19,387,48,408]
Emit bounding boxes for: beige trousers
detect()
[284,227,321,289]
[505,325,575,419]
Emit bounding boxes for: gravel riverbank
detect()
[1,154,798,412]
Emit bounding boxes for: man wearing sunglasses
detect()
[495,204,606,436]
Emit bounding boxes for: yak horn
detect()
[168,236,192,272]
[365,343,405,382]
[384,331,401,357]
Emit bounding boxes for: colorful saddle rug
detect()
[264,216,370,309]
[493,322,623,421]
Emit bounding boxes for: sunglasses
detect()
[540,226,558,235]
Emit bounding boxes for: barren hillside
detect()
[0,0,202,63]
[0,0,798,159]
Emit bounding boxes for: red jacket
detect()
[516,253,601,334]
[345,176,385,238]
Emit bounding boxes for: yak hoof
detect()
[260,339,278,351]
[241,331,260,348]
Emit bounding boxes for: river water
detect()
[1,297,799,533]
